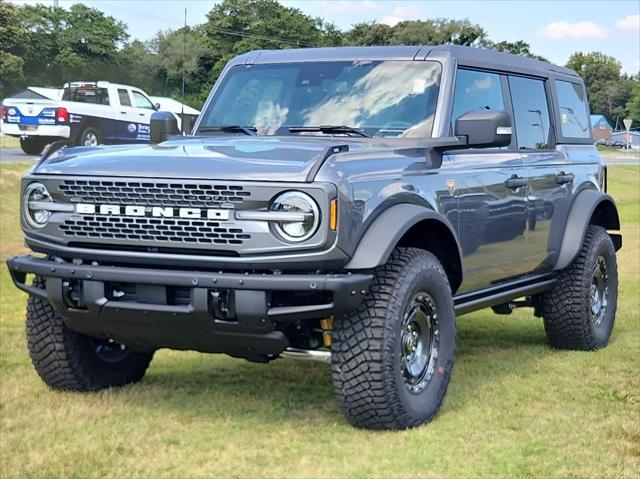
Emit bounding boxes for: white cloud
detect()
[315,0,382,14]
[380,5,424,27]
[538,21,609,40]
[616,14,640,34]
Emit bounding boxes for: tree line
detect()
[1,0,638,125]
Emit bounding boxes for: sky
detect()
[12,0,640,73]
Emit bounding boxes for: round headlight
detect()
[23,182,52,228]
[269,191,320,242]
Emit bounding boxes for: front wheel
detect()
[331,248,456,430]
[26,277,154,391]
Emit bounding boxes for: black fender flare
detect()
[553,189,621,271]
[344,204,463,289]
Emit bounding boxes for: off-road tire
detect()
[19,137,47,155]
[331,248,456,430]
[78,126,102,147]
[26,277,154,391]
[541,225,618,350]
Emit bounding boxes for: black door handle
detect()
[556,172,574,185]
[120,111,127,114]
[505,175,527,189]
[139,113,145,117]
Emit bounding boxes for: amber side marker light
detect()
[330,198,338,231]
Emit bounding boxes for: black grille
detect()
[58,179,251,207]
[60,215,251,245]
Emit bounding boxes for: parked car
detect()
[7,45,621,430]
[1,81,174,155]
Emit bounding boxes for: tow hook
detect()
[210,290,235,321]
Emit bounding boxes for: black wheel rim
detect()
[590,255,609,326]
[400,292,439,394]
[92,338,130,363]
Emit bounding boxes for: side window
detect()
[451,69,504,125]
[132,91,155,109]
[555,80,591,139]
[118,89,131,107]
[508,76,551,150]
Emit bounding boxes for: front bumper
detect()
[7,255,371,361]
[1,123,70,138]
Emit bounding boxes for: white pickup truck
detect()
[1,81,163,155]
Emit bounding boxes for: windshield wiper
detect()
[197,125,257,136]
[288,125,371,138]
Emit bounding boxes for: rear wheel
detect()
[331,248,456,430]
[78,126,101,147]
[541,225,618,350]
[19,137,47,155]
[26,277,153,391]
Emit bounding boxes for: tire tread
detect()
[331,247,454,429]
[542,225,617,350]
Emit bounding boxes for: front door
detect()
[447,69,529,293]
[447,152,528,292]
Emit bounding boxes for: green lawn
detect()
[1,164,638,478]
[0,134,20,149]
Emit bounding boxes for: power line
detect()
[89,3,323,47]
[17,2,327,49]
[205,26,320,48]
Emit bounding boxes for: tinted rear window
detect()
[63,87,110,105]
[555,80,591,139]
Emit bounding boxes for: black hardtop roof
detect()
[237,44,580,80]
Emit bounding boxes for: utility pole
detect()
[181,8,186,134]
[53,0,59,7]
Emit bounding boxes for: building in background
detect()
[611,130,640,149]
[590,114,613,144]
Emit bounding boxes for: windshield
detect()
[198,60,442,138]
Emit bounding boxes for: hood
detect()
[34,137,361,182]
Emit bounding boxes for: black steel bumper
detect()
[7,255,372,361]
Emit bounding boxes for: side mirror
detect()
[150,111,179,144]
[455,110,512,148]
[154,102,161,111]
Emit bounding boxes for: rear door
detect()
[115,87,137,141]
[130,89,154,141]
[113,87,153,142]
[446,69,528,292]
[507,75,572,273]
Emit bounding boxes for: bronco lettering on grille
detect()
[75,203,231,220]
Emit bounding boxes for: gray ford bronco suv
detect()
[8,45,622,430]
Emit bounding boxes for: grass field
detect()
[0,134,20,149]
[0,163,638,478]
